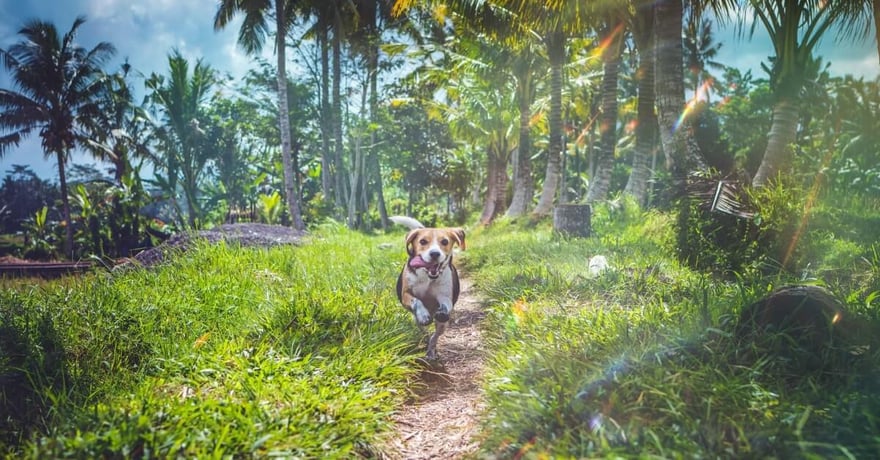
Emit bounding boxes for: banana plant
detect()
[23,206,56,260]
[258,191,283,225]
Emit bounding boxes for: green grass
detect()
[466,203,880,458]
[1,222,419,458]
[2,200,879,458]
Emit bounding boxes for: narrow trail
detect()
[383,277,487,459]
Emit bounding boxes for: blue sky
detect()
[1,0,878,180]
[0,0,270,179]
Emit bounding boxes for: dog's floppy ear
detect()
[405,229,421,256]
[448,228,466,250]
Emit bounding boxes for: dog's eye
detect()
[441,238,449,246]
[419,239,428,245]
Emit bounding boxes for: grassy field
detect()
[2,203,879,458]
[1,222,420,458]
[465,202,880,458]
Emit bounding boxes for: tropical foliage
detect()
[0,2,877,259]
[0,16,116,257]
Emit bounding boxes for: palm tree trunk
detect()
[57,151,74,259]
[367,28,388,229]
[506,70,533,217]
[348,136,363,229]
[752,99,798,186]
[588,110,596,180]
[372,151,388,228]
[533,31,565,216]
[319,26,333,203]
[113,147,129,184]
[626,2,657,206]
[480,144,509,225]
[654,0,706,186]
[332,29,346,212]
[184,170,199,228]
[276,2,305,230]
[348,72,371,230]
[587,26,623,203]
[560,125,568,204]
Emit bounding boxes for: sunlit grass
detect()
[1,223,419,458]
[468,203,880,458]
[3,199,878,458]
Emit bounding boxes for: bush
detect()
[676,174,803,277]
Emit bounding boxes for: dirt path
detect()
[383,277,487,459]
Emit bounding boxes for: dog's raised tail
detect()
[389,215,425,230]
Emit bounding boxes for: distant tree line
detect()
[1,0,878,260]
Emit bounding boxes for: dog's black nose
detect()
[429,249,441,260]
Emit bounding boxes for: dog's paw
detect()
[434,305,450,323]
[415,312,432,327]
[412,300,432,326]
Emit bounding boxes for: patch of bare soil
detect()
[131,223,305,267]
[382,277,487,459]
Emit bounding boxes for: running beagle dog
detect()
[390,216,466,360]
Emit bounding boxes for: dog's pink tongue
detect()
[409,257,430,269]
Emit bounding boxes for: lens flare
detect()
[673,78,715,133]
[591,22,626,60]
[781,120,842,268]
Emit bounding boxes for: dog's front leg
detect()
[426,321,447,360]
[434,298,454,323]
[401,289,432,327]
[410,298,432,327]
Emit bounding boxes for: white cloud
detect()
[85,0,124,21]
[823,53,880,78]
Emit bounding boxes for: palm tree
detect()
[347,0,401,229]
[144,50,217,229]
[215,0,306,230]
[0,16,115,258]
[530,28,566,215]
[743,0,873,186]
[296,1,335,203]
[683,14,724,102]
[506,2,596,216]
[399,0,543,219]
[80,61,153,256]
[82,61,150,184]
[506,41,542,217]
[586,13,628,203]
[624,0,657,206]
[444,60,518,225]
[318,0,352,213]
[654,0,707,186]
[404,0,593,216]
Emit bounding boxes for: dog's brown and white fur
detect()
[391,216,465,360]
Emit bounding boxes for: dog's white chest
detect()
[405,268,454,307]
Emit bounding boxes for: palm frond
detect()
[214,0,274,55]
[0,132,25,156]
